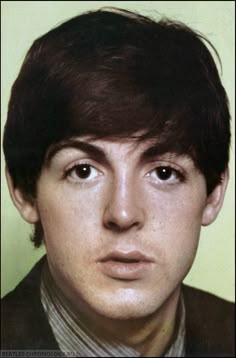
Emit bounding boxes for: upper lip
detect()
[99,250,154,263]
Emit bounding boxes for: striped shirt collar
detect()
[40,260,186,357]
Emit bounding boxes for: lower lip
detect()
[98,260,153,280]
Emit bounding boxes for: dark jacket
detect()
[1,256,235,357]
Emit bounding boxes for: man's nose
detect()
[103,175,145,232]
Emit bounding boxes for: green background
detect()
[1,1,235,301]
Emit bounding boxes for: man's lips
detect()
[97,251,155,280]
[99,250,154,263]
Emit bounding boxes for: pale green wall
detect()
[1,1,235,301]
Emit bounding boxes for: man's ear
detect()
[202,168,229,226]
[5,168,39,224]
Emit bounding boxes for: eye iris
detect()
[75,164,91,179]
[156,167,172,180]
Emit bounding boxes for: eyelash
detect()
[147,166,186,185]
[64,162,186,185]
[64,163,101,182]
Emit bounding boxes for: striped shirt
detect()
[40,261,186,357]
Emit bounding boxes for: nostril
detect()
[106,221,126,232]
[105,219,141,232]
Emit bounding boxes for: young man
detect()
[1,7,234,357]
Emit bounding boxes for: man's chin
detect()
[89,297,160,321]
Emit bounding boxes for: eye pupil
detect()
[75,164,91,179]
[156,167,172,180]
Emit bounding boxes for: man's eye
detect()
[65,164,100,181]
[148,166,183,184]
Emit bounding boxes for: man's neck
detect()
[62,284,181,357]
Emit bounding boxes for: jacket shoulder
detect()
[183,285,235,356]
[1,256,58,350]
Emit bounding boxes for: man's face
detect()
[35,137,208,320]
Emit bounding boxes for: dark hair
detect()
[3,7,231,247]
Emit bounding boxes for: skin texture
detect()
[7,136,228,356]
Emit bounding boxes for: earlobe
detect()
[5,168,39,224]
[202,169,229,226]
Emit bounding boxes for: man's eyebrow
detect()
[141,143,169,160]
[141,143,191,163]
[45,139,109,165]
